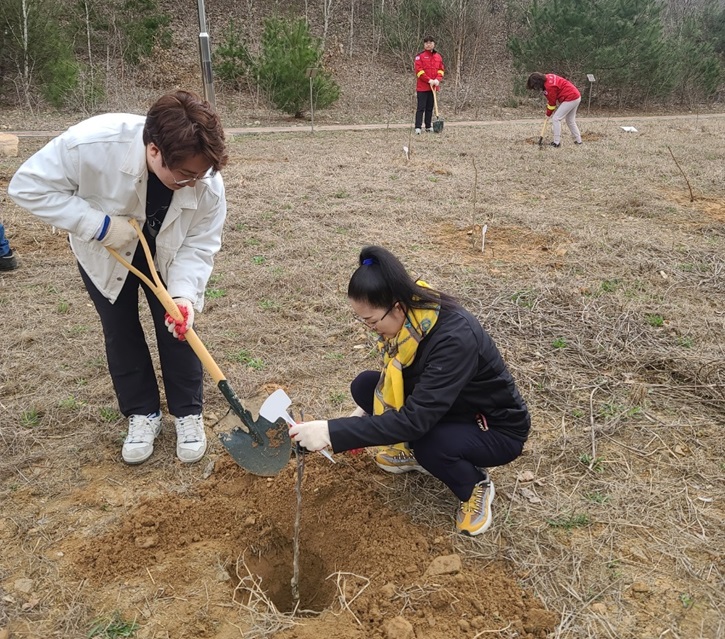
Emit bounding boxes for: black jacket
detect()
[328,305,530,452]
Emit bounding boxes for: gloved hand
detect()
[289,420,331,451]
[98,216,137,250]
[164,298,194,340]
[430,79,440,87]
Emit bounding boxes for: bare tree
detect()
[322,0,334,50]
[441,0,488,112]
[349,0,355,57]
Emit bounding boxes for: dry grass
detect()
[1,114,724,638]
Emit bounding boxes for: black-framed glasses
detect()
[354,303,396,329]
[171,168,215,186]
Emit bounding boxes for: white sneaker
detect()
[122,412,162,464]
[174,414,207,463]
[415,128,422,135]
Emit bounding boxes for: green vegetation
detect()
[20,408,41,428]
[88,611,139,638]
[584,491,610,504]
[579,453,605,473]
[100,407,121,423]
[118,0,171,65]
[509,0,723,105]
[216,17,339,117]
[206,288,226,300]
[0,0,172,107]
[547,513,591,529]
[59,396,83,410]
[232,350,265,370]
[214,19,254,91]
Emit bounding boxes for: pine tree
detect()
[255,17,340,118]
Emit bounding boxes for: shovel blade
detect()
[219,416,291,477]
[216,380,291,476]
[433,119,444,133]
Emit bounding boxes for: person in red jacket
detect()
[414,36,444,134]
[527,72,582,147]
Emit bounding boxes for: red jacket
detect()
[543,74,581,116]
[415,50,444,92]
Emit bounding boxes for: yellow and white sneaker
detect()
[456,471,495,536]
[373,443,426,474]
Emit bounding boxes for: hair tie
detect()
[362,258,374,266]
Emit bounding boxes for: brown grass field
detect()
[1,114,723,639]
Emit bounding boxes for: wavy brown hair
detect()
[526,72,547,91]
[142,90,228,172]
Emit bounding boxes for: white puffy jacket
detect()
[8,113,226,311]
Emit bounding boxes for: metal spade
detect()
[259,389,336,463]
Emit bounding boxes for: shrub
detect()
[254,17,340,117]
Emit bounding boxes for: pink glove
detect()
[164,298,194,341]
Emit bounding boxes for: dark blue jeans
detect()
[0,223,10,256]
[351,370,524,501]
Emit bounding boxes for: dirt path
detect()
[7,111,725,138]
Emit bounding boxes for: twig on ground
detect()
[327,571,370,625]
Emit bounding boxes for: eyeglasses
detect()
[171,168,215,186]
[354,303,396,329]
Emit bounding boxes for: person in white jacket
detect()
[8,90,228,465]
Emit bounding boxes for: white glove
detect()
[349,406,367,417]
[164,297,194,340]
[289,420,331,451]
[98,216,137,250]
[430,79,440,87]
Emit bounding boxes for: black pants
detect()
[351,370,524,501]
[79,244,203,417]
[415,91,434,130]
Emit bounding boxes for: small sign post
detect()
[586,74,596,116]
[306,68,320,134]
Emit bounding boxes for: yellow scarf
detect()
[373,284,440,416]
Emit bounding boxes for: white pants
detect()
[552,98,581,144]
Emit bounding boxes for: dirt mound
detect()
[60,456,556,638]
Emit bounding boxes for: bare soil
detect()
[1,114,723,639]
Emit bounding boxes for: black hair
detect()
[423,36,435,43]
[347,245,456,312]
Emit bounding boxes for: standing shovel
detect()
[106,219,291,477]
[432,89,444,133]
